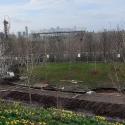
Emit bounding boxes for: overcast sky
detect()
[0,0,125,33]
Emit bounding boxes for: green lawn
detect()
[24,63,125,88]
[0,100,124,125]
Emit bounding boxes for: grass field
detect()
[0,101,124,125]
[24,63,125,88]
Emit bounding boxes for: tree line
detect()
[3,29,125,63]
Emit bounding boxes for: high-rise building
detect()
[18,32,22,38]
[25,26,28,37]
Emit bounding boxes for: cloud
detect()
[0,0,124,32]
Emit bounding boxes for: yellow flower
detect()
[96,116,106,121]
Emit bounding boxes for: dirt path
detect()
[1,83,125,118]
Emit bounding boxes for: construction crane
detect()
[3,16,10,38]
[0,16,13,79]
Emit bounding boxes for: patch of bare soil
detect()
[2,89,125,119]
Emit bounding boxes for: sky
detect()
[0,0,125,33]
